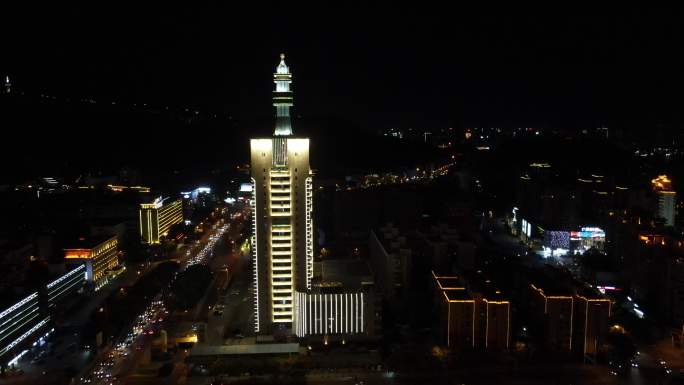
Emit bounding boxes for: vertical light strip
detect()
[350,293,353,334]
[352,294,356,333]
[485,301,489,348]
[472,302,475,347]
[361,293,364,333]
[324,294,328,335]
[356,293,360,333]
[569,297,574,351]
[294,293,298,336]
[155,210,160,242]
[308,293,311,335]
[305,176,314,290]
[147,211,153,244]
[346,293,350,333]
[348,294,351,334]
[298,293,301,336]
[447,303,451,348]
[301,293,304,337]
[320,294,323,335]
[353,293,356,333]
[584,300,589,355]
[250,177,260,333]
[506,303,510,349]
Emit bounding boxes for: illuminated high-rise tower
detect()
[250,54,314,334]
[652,175,676,227]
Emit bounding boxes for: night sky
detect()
[1,5,682,177]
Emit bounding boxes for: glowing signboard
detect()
[570,226,605,240]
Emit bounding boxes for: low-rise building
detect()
[369,224,413,300]
[418,223,476,273]
[139,197,184,244]
[0,265,85,365]
[0,241,34,293]
[293,259,380,343]
[64,235,119,290]
[433,271,510,351]
[529,267,611,358]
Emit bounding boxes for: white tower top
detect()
[276,53,289,75]
[273,53,293,136]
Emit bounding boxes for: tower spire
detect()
[273,53,293,136]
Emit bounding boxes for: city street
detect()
[483,215,542,268]
[204,236,253,345]
[71,208,240,385]
[115,206,252,385]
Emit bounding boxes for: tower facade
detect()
[251,54,314,334]
[652,175,676,227]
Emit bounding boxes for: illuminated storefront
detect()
[569,227,605,253]
[540,226,606,257]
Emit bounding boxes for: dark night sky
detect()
[1,4,682,178]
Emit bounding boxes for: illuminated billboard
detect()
[239,183,253,192]
[570,227,605,240]
[544,230,570,249]
[540,226,606,256]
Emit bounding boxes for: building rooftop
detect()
[373,223,426,256]
[465,270,507,301]
[433,270,509,303]
[528,270,573,297]
[435,277,465,290]
[319,259,374,291]
[529,265,604,299]
[88,218,127,226]
[322,259,372,279]
[141,196,176,209]
[64,235,116,250]
[442,289,472,302]
[189,343,301,357]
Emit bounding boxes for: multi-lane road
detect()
[108,206,252,384]
[204,234,253,345]
[71,207,245,385]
